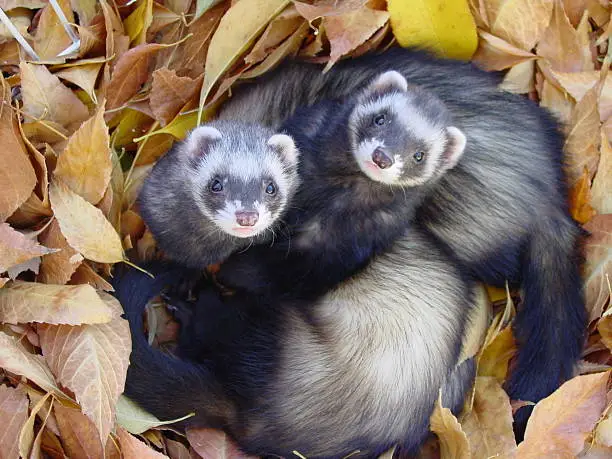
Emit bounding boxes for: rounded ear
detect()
[268,134,299,166]
[186,125,222,156]
[366,71,408,94]
[441,126,467,171]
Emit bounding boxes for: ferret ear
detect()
[441,126,467,171]
[366,71,408,94]
[186,125,222,156]
[268,134,299,166]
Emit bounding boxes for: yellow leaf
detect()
[124,0,153,45]
[388,0,477,60]
[139,110,199,141]
[583,215,612,322]
[49,180,124,264]
[478,326,516,382]
[0,223,56,273]
[54,105,112,205]
[55,63,103,104]
[472,30,536,71]
[536,0,583,72]
[488,0,554,52]
[591,131,612,215]
[199,0,290,120]
[32,0,74,61]
[430,395,471,459]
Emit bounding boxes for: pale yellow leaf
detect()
[117,427,168,458]
[0,223,57,273]
[55,63,103,104]
[583,215,612,321]
[430,395,471,459]
[38,219,83,285]
[591,131,612,214]
[490,0,554,51]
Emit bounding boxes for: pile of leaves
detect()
[0,0,610,457]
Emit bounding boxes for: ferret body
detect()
[218,48,586,435]
[138,121,299,268]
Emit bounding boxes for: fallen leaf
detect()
[567,167,596,224]
[562,0,588,26]
[0,280,114,325]
[19,62,89,130]
[478,326,516,382]
[0,331,61,396]
[200,0,290,107]
[0,75,37,221]
[124,0,153,46]
[38,219,83,285]
[194,0,224,21]
[516,371,610,457]
[55,62,103,104]
[117,427,168,458]
[461,377,517,457]
[32,0,75,61]
[186,428,256,459]
[38,306,131,445]
[54,403,104,458]
[150,69,201,126]
[26,388,60,436]
[49,180,124,264]
[54,105,112,205]
[599,315,612,351]
[18,391,52,459]
[0,385,28,459]
[489,0,554,52]
[539,77,574,125]
[69,263,114,292]
[583,215,612,321]
[149,2,182,36]
[499,59,536,94]
[591,131,612,215]
[388,0,476,60]
[552,70,612,120]
[165,438,191,459]
[116,395,192,435]
[429,395,471,459]
[72,0,98,27]
[0,223,56,273]
[473,30,536,71]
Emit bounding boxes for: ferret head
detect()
[348,71,466,187]
[183,122,299,239]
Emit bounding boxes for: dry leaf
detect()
[552,70,612,120]
[150,69,201,126]
[516,371,610,457]
[38,304,131,445]
[489,0,554,51]
[599,315,612,351]
[54,403,104,458]
[583,215,612,321]
[478,326,516,382]
[54,105,112,205]
[0,223,56,273]
[429,396,471,459]
[461,377,517,457]
[186,428,256,459]
[165,438,191,459]
[117,428,168,458]
[568,167,596,224]
[38,219,83,285]
[0,385,28,459]
[500,59,536,93]
[55,63,104,104]
[473,30,536,71]
[19,62,89,130]
[0,76,37,221]
[0,280,114,325]
[49,180,124,264]
[124,0,154,46]
[591,131,612,215]
[69,263,114,292]
[18,391,51,459]
[32,0,75,61]
[539,77,574,125]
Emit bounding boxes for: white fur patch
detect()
[213,200,273,238]
[186,125,222,154]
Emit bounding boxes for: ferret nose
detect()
[235,210,259,227]
[372,147,394,169]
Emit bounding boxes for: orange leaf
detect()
[117,428,168,458]
[567,167,596,224]
[150,69,201,126]
[38,219,83,285]
[0,385,28,459]
[54,404,104,458]
[0,223,57,273]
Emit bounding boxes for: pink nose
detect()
[235,210,259,227]
[372,147,394,169]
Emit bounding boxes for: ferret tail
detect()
[506,214,587,439]
[112,263,233,428]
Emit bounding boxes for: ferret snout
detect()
[235,210,259,227]
[372,147,394,169]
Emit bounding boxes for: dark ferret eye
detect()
[373,114,386,126]
[210,179,223,193]
[413,151,425,163]
[265,182,276,195]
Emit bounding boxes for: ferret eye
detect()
[413,151,425,163]
[373,114,386,126]
[265,182,276,195]
[210,179,223,193]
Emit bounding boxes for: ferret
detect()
[114,227,481,457]
[138,121,300,268]
[215,71,466,300]
[218,48,587,437]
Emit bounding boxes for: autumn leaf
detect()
[0,223,57,273]
[124,0,153,46]
[150,69,201,126]
[55,62,104,104]
[567,167,596,224]
[429,395,471,459]
[117,428,168,458]
[186,428,256,459]
[591,131,612,215]
[38,219,83,285]
[478,326,516,382]
[472,30,536,71]
[116,395,192,435]
[516,371,610,457]
[0,281,114,325]
[32,0,75,61]
[54,105,112,205]
[49,180,124,264]
[0,385,28,459]
[488,0,554,52]
[582,214,612,322]
[69,262,114,292]
[54,403,104,458]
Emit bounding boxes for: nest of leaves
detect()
[0,0,610,458]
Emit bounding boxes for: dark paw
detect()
[512,404,534,443]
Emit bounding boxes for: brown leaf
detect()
[49,180,124,264]
[429,396,471,459]
[54,105,112,205]
[0,280,114,325]
[149,1,182,36]
[150,69,201,126]
[69,263,114,292]
[38,219,83,285]
[117,428,168,458]
[19,62,89,130]
[0,223,57,273]
[567,167,596,224]
[599,315,612,351]
[472,30,536,71]
[516,371,610,457]
[0,76,37,221]
[591,131,612,215]
[55,63,104,104]
[106,43,168,112]
[54,403,104,458]
[0,331,60,396]
[186,428,255,459]
[0,385,28,459]
[536,0,584,72]
[32,0,74,61]
[38,297,131,445]
[583,214,612,321]
[461,377,517,457]
[489,0,554,51]
[166,438,191,459]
